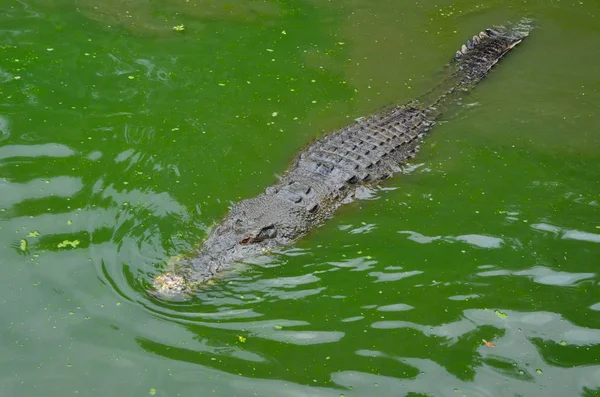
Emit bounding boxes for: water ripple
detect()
[377,303,414,312]
[477,265,595,287]
[0,176,83,208]
[0,115,11,142]
[399,230,505,249]
[0,143,74,159]
[370,269,423,283]
[532,222,600,243]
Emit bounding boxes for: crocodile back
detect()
[295,106,434,187]
[261,106,436,217]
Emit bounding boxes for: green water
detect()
[1,0,599,396]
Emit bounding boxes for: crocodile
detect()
[151,19,533,299]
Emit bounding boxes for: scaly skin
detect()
[151,20,533,300]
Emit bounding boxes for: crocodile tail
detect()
[419,18,533,109]
[451,18,533,86]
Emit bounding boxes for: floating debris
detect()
[57,240,80,248]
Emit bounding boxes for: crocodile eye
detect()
[240,236,252,245]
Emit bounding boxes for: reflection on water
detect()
[0,115,11,141]
[532,222,600,244]
[399,230,506,249]
[478,266,595,287]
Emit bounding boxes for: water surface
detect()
[1,0,599,396]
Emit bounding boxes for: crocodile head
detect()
[150,193,305,299]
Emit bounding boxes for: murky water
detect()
[1,0,599,396]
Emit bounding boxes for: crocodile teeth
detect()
[473,35,480,45]
[461,44,468,54]
[479,31,488,39]
[455,50,462,58]
[467,39,474,49]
